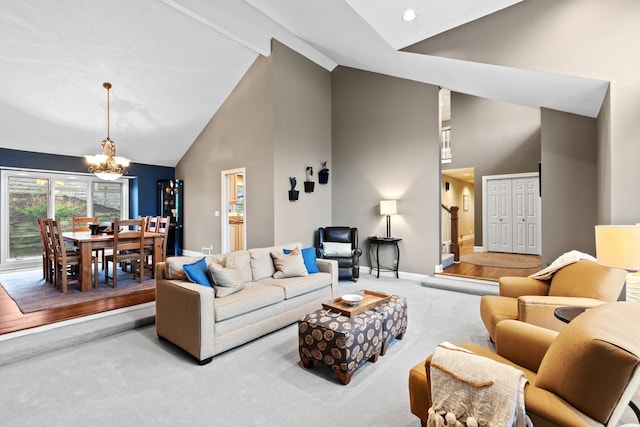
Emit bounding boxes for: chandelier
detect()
[85,82,130,181]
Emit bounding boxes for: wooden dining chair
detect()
[142,216,170,278]
[157,216,170,263]
[37,217,55,283]
[141,216,161,277]
[72,216,105,267]
[145,216,159,233]
[49,218,99,293]
[105,218,145,288]
[72,216,98,232]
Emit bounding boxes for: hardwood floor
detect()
[0,276,155,336]
[439,239,541,282]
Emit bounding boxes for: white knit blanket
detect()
[427,342,530,427]
[528,250,596,280]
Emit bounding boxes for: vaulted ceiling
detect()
[0,0,608,167]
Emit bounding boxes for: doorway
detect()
[221,168,246,253]
[441,167,475,256]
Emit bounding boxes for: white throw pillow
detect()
[323,241,352,257]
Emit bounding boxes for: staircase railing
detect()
[441,204,460,261]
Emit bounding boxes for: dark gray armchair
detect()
[316,227,362,282]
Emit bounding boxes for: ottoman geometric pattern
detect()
[373,295,408,356]
[298,309,383,385]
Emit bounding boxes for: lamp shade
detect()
[595,225,640,271]
[380,200,397,216]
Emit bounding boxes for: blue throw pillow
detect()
[284,247,320,274]
[183,257,212,287]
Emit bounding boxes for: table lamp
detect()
[380,200,397,238]
[595,224,640,301]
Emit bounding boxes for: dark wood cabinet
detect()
[157,179,183,256]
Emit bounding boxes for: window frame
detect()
[0,167,130,271]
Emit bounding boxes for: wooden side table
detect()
[553,306,588,323]
[368,237,402,278]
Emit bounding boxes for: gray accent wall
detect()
[176,40,331,254]
[332,67,441,275]
[448,93,541,246]
[176,53,275,253]
[272,40,332,246]
[541,108,598,265]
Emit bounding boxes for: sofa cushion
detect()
[250,247,277,281]
[223,250,252,283]
[183,257,212,287]
[209,263,245,298]
[271,248,308,279]
[284,247,320,274]
[214,282,284,321]
[258,272,331,299]
[249,243,303,281]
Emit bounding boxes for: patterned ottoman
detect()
[298,309,383,385]
[373,295,408,356]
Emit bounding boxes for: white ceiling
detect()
[0,0,609,167]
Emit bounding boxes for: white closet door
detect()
[487,179,513,253]
[512,178,527,254]
[485,174,541,255]
[524,177,541,255]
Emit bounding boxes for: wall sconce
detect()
[380,200,397,238]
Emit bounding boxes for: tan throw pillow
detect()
[224,250,252,282]
[270,248,308,279]
[209,263,245,297]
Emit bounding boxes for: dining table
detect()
[63,231,165,291]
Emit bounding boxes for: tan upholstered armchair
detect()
[480,260,626,341]
[409,302,640,426]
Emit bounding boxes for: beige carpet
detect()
[460,252,541,269]
[0,269,155,314]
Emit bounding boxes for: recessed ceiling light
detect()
[402,9,417,22]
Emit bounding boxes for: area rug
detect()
[0,269,155,314]
[460,252,541,269]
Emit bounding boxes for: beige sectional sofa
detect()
[155,242,338,364]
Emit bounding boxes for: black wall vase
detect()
[288,190,299,201]
[318,169,329,184]
[304,181,315,193]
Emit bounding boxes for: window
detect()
[1,169,129,270]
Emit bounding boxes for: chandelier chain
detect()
[85,81,130,181]
[106,84,110,140]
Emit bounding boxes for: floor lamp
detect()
[595,224,640,301]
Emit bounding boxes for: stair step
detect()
[441,253,455,268]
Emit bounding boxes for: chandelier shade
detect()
[85,82,130,180]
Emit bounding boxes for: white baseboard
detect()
[182,249,204,257]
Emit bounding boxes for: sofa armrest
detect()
[155,261,168,279]
[499,276,550,298]
[316,258,339,298]
[517,296,606,332]
[155,278,215,364]
[495,320,558,372]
